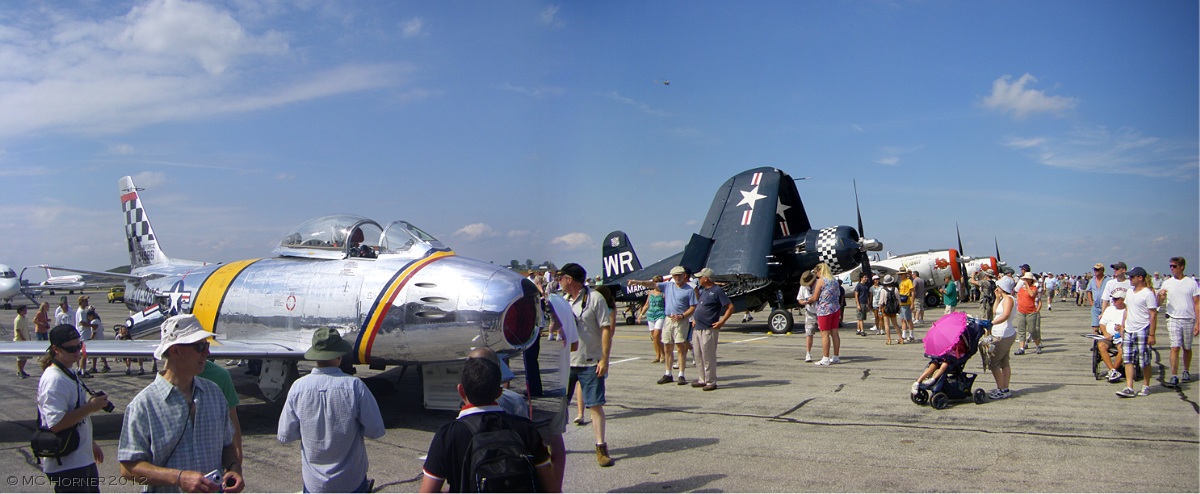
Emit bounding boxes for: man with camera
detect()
[118,315,244,493]
[36,324,110,492]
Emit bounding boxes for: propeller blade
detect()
[956,223,965,257]
[994,237,1002,263]
[853,180,872,277]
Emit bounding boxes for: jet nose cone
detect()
[482,273,540,349]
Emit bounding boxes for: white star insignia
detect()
[776,198,791,219]
[737,186,766,209]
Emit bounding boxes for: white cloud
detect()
[981,73,1077,119]
[454,223,496,240]
[875,145,921,166]
[875,157,899,166]
[649,240,685,250]
[499,82,564,98]
[550,232,591,250]
[540,5,564,28]
[1005,126,1196,178]
[401,17,426,39]
[0,1,409,138]
[131,171,167,188]
[604,91,670,117]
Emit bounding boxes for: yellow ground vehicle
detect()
[107,286,124,303]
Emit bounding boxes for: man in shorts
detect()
[854,273,872,336]
[560,263,615,467]
[1116,267,1158,398]
[897,267,915,342]
[1159,257,1199,387]
[629,266,697,386]
[911,270,926,325]
[1087,263,1110,336]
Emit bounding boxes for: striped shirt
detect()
[118,375,232,493]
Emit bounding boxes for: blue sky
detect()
[1,0,1196,282]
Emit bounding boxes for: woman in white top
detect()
[987,277,1018,400]
[37,324,110,492]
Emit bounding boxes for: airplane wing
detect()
[0,339,306,359]
[30,265,145,284]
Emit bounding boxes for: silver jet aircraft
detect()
[0,176,540,403]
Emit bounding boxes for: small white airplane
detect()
[0,264,31,309]
[837,229,1003,308]
[22,265,118,294]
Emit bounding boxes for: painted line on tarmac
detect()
[730,336,769,344]
[611,357,640,365]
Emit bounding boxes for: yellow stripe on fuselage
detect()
[192,259,261,333]
[357,250,455,364]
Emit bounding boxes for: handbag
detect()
[30,362,83,464]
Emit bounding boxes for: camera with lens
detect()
[91,390,116,413]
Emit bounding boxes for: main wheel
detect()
[1091,341,1104,380]
[925,293,941,308]
[768,309,793,334]
[626,315,637,326]
[912,389,929,405]
[931,392,949,410]
[973,388,986,404]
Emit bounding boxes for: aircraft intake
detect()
[502,279,540,347]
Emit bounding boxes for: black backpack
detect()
[458,413,539,493]
[883,287,900,315]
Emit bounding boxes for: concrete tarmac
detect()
[0,293,1196,492]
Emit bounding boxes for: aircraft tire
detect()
[925,293,941,308]
[768,309,793,334]
[626,315,637,326]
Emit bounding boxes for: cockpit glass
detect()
[0,269,14,278]
[380,221,447,256]
[275,214,384,259]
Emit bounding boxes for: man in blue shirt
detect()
[690,268,733,391]
[629,266,697,385]
[279,328,386,493]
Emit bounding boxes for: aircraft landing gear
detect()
[925,292,941,308]
[768,309,793,334]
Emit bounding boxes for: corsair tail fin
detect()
[601,231,643,283]
[119,176,169,270]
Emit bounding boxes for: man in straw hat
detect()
[118,315,244,493]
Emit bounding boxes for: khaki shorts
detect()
[988,335,1015,371]
[662,317,690,344]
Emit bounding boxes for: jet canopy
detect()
[274,214,447,260]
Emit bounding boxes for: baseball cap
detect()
[305,327,353,361]
[155,314,216,360]
[695,267,715,278]
[1110,287,1127,299]
[557,263,586,282]
[1019,264,1031,272]
[1127,266,1148,279]
[1110,261,1127,270]
[49,324,80,349]
[669,266,687,276]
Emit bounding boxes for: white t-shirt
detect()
[1101,278,1132,307]
[797,285,816,316]
[37,364,95,473]
[1160,276,1199,319]
[1099,306,1126,338]
[75,307,93,340]
[1122,287,1158,333]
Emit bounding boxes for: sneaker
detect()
[911,382,920,395]
[997,389,1012,399]
[1014,348,1025,356]
[830,356,841,364]
[126,369,133,376]
[102,365,111,373]
[1115,387,1136,398]
[1035,346,1043,355]
[595,443,614,467]
[691,381,706,388]
[138,369,145,375]
[1106,369,1122,383]
[1183,370,1193,382]
[702,383,718,391]
[225,360,239,366]
[804,353,812,362]
[1138,386,1151,397]
[656,375,673,385]
[573,415,588,426]
[677,375,687,385]
[988,388,1011,400]
[80,372,94,379]
[921,377,936,387]
[815,358,831,366]
[1167,376,1180,388]
[88,367,98,374]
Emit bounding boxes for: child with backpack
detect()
[882,275,901,345]
[419,356,556,493]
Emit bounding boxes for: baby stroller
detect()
[910,312,992,409]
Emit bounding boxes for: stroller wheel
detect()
[911,389,929,405]
[973,388,986,405]
[931,392,949,410]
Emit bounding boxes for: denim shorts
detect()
[569,365,606,408]
[899,306,912,321]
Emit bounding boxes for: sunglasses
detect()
[58,343,83,353]
[181,341,210,353]
[1169,264,1180,268]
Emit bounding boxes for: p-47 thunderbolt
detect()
[600,167,881,334]
[0,176,540,404]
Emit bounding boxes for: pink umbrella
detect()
[923,312,969,358]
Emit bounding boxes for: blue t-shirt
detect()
[657,281,698,316]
